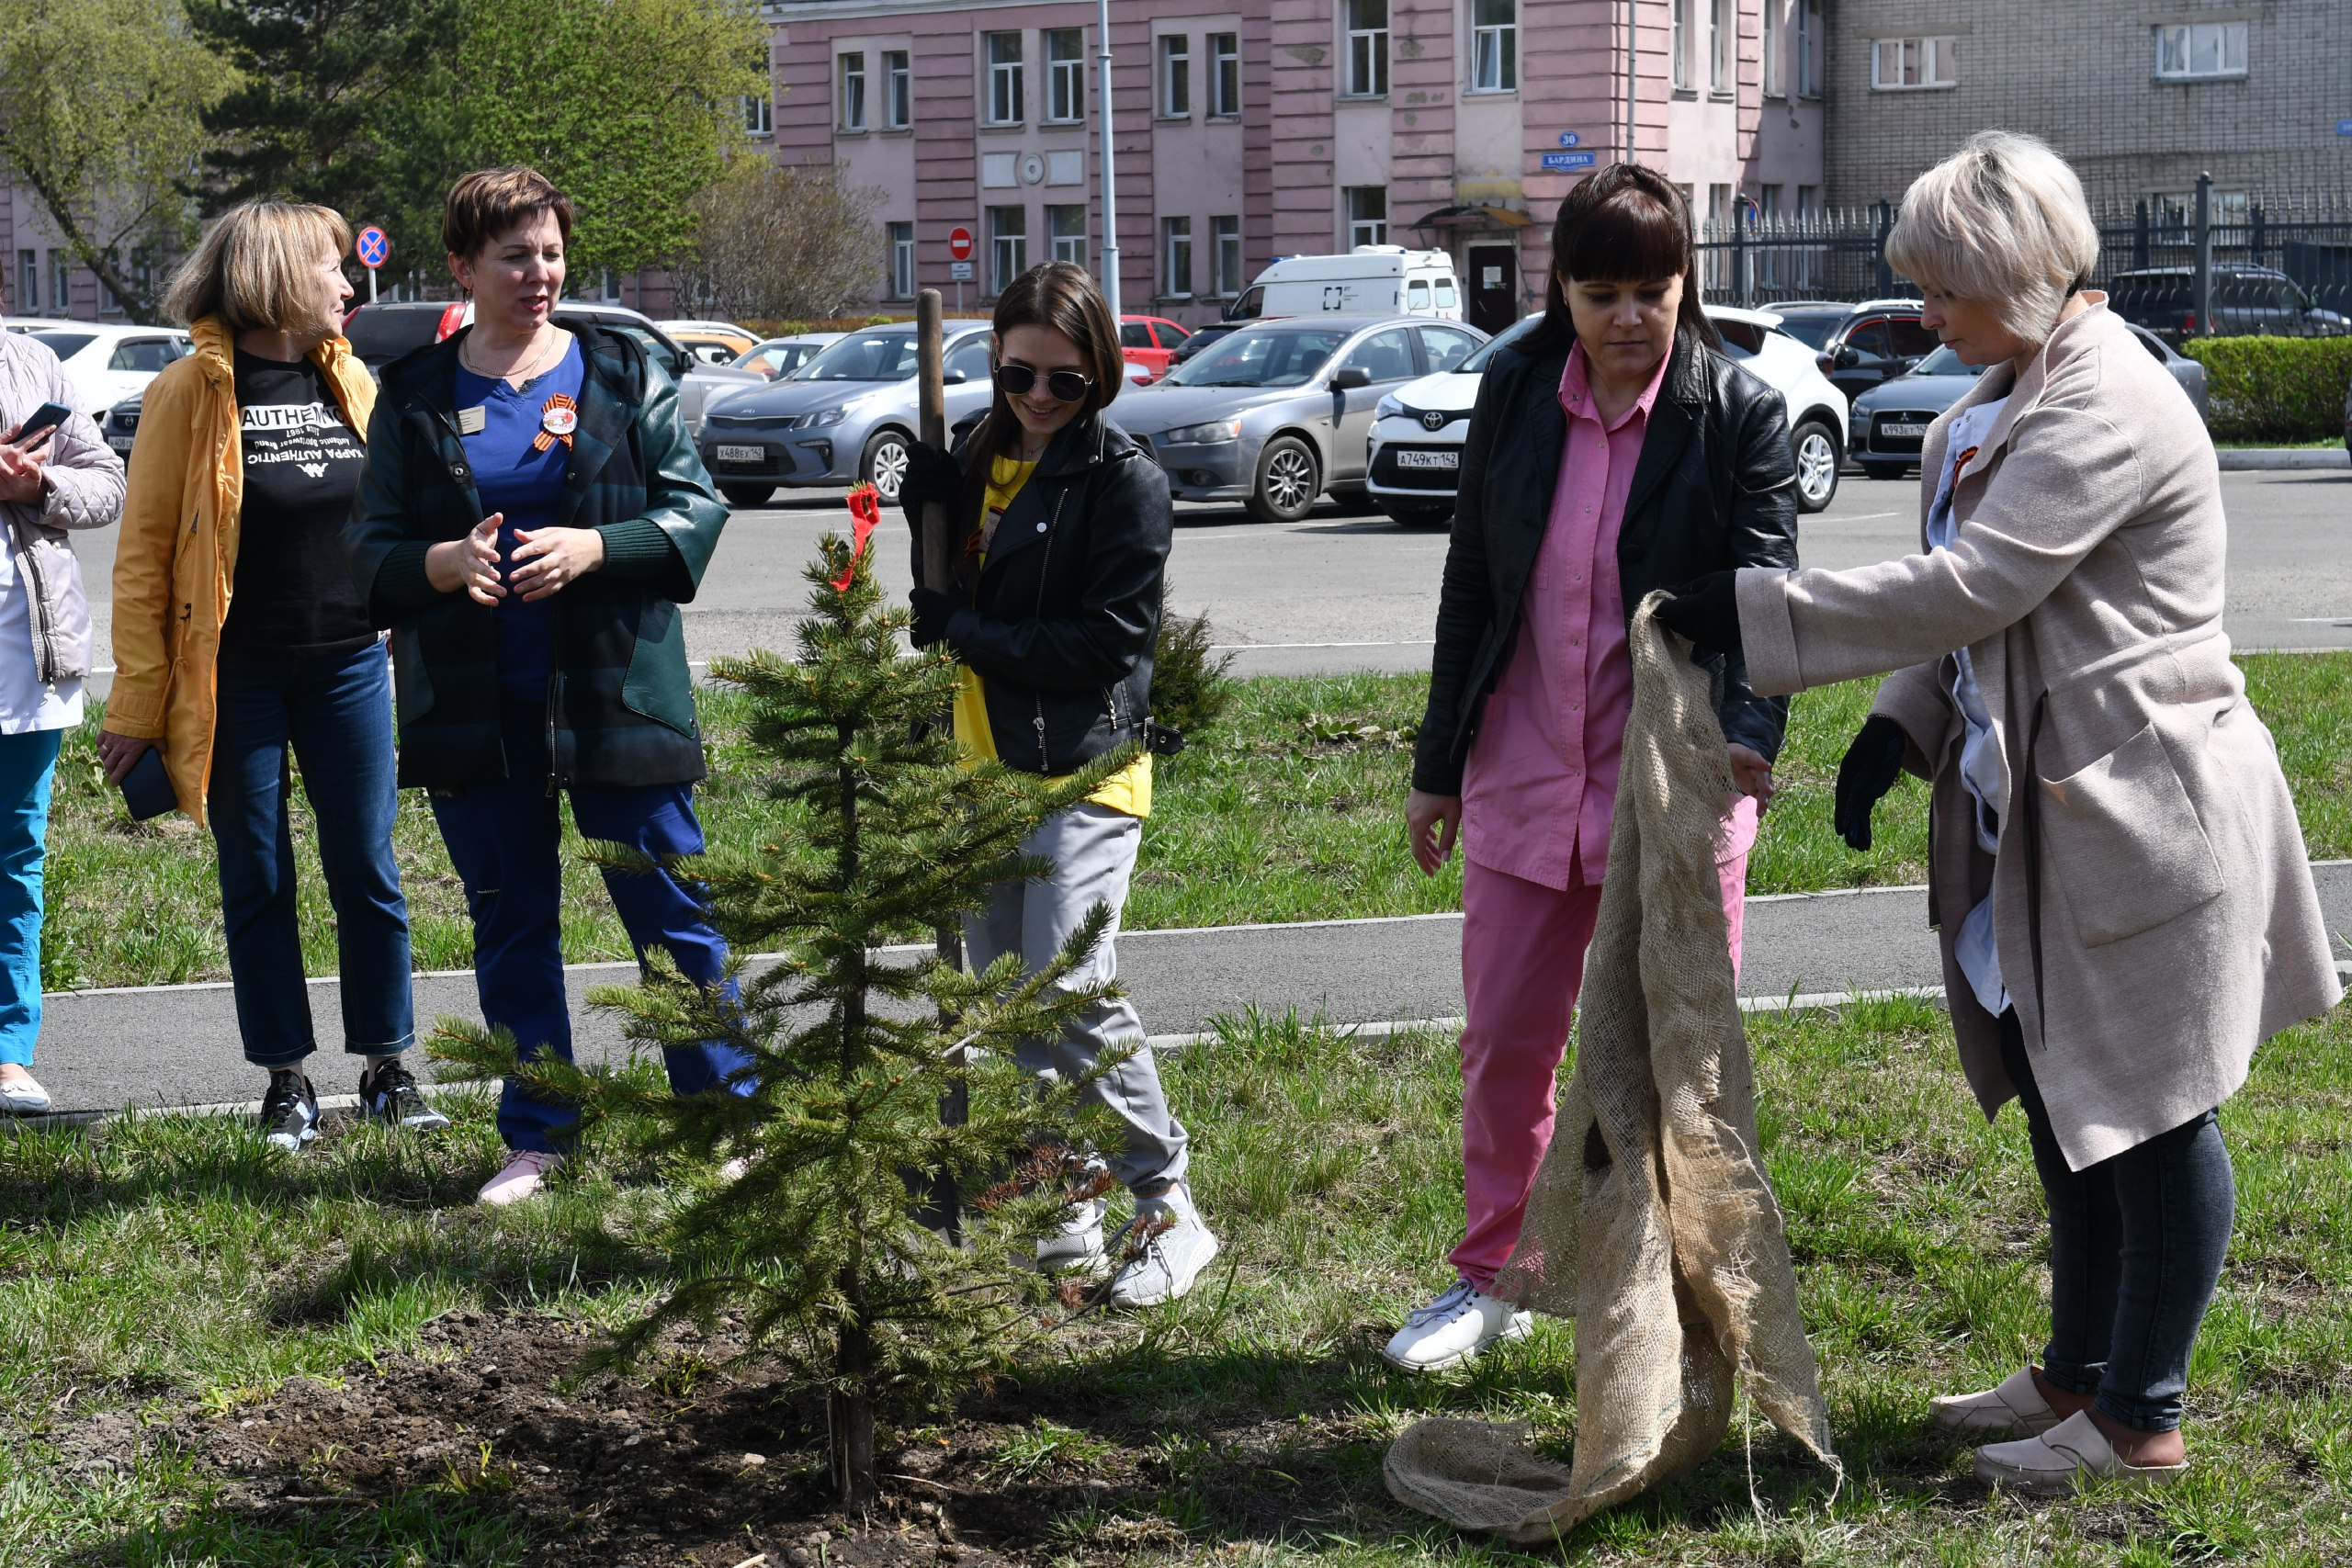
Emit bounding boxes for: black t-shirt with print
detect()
[220,350,376,656]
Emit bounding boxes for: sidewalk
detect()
[26,865,2352,1118]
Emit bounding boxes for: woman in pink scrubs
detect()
[1386,164,1801,1373]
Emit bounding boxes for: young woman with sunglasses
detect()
[895,260,1216,1307]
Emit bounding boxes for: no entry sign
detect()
[947,226,975,262]
[355,225,390,269]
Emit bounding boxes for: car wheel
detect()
[1376,499,1453,527]
[1859,460,1911,482]
[1247,435,1320,524]
[718,482,774,508]
[861,428,913,502]
[1791,420,1840,513]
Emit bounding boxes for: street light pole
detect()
[1096,0,1121,320]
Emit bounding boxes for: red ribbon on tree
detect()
[833,482,882,590]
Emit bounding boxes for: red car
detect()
[1119,315,1193,383]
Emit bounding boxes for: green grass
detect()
[3,998,2346,1562]
[43,650,2352,988]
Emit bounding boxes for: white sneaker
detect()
[1107,1185,1219,1306]
[1382,1280,1532,1373]
[1931,1366,2063,1438]
[0,1069,51,1114]
[1973,1409,2189,1495]
[1037,1194,1109,1276]
[478,1149,564,1207]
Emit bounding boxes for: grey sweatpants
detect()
[963,802,1190,1192]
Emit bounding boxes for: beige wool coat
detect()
[1735,295,2340,1169]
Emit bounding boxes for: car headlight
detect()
[1164,419,1241,446]
[1374,395,1404,422]
[803,406,850,429]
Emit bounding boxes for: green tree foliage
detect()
[0,0,234,321]
[432,533,1126,1507]
[1149,582,1238,744]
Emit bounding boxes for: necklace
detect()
[463,326,561,386]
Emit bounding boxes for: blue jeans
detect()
[209,644,414,1068]
[0,728,62,1067]
[2001,1010,2235,1433]
[429,701,752,1154]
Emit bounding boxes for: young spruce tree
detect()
[433,523,1128,1507]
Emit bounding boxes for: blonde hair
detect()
[1886,130,2099,346]
[163,200,352,334]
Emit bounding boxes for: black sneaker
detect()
[359,1058,450,1134]
[258,1068,320,1153]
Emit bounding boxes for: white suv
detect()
[1363,305,1849,525]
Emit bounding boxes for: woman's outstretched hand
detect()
[1406,788,1462,875]
[1654,570,1743,653]
[1727,742,1775,809]
[1834,715,1909,851]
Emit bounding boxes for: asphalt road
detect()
[63,468,2352,697]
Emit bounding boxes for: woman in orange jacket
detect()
[96,201,435,1152]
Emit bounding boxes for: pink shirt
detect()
[1460,343,1669,891]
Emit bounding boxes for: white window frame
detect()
[1208,32,1240,118]
[745,60,775,136]
[985,32,1024,125]
[988,205,1028,295]
[1761,0,1782,97]
[1159,33,1191,118]
[1162,216,1193,298]
[1343,0,1388,98]
[14,251,33,312]
[1470,0,1516,93]
[1049,204,1088,265]
[49,252,68,315]
[1046,28,1084,123]
[1870,36,1957,90]
[1212,214,1242,295]
[2153,21,2247,81]
[838,52,867,132]
[1345,186,1387,248]
[1671,0,1690,90]
[884,51,911,130]
[1709,0,1730,92]
[1797,0,1822,96]
[888,221,914,299]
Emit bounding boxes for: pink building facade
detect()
[768,0,1825,332]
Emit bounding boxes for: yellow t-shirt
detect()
[949,453,1152,818]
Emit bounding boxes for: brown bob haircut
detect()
[162,200,352,335]
[442,166,575,261]
[1521,163,1720,355]
[954,260,1125,560]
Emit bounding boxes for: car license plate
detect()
[715,444,765,464]
[1396,448,1459,470]
[106,436,133,453]
[1878,423,1928,439]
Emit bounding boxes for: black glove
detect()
[908,586,956,649]
[1833,715,1909,852]
[1653,570,1743,653]
[895,441,964,518]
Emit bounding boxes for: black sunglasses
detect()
[996,362,1094,402]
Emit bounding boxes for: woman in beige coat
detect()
[1659,131,2339,1495]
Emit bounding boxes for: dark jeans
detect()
[210,643,414,1068]
[429,702,752,1154]
[2000,1010,2234,1433]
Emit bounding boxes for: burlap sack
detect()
[1384,595,1837,1544]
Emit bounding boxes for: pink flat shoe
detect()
[1930,1366,2061,1437]
[1973,1410,2189,1495]
[478,1149,565,1207]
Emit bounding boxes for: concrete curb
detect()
[2215,447,2349,471]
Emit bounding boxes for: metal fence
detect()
[1697,174,2352,342]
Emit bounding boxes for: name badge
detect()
[456,405,487,435]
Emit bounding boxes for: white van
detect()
[1225,246,1464,323]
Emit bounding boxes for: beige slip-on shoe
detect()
[1930,1365,2063,1437]
[1973,1409,2189,1496]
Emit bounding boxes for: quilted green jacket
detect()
[344,322,726,791]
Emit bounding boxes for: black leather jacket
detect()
[1411,328,1800,795]
[915,412,1171,775]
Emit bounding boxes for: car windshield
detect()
[28,332,94,360]
[1458,316,1544,372]
[1772,313,1842,350]
[1162,326,1351,388]
[797,332,921,381]
[1912,344,1986,376]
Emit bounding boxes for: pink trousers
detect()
[1448,793,1759,1290]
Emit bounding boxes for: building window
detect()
[50,253,69,314]
[1049,205,1088,265]
[2154,21,2247,81]
[1159,34,1191,117]
[1344,0,1388,97]
[1212,214,1242,295]
[1761,1,1782,96]
[1708,0,1729,92]
[985,32,1024,125]
[1208,32,1240,117]
[1470,0,1516,92]
[1046,28,1084,122]
[988,205,1027,294]
[838,52,866,131]
[745,60,775,135]
[888,221,914,299]
[1162,217,1193,297]
[14,251,33,312]
[1797,0,1821,96]
[1345,186,1387,248]
[1870,37,1957,90]
[884,51,911,129]
[1671,0,1689,90]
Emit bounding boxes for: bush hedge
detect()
[2183,334,2352,444]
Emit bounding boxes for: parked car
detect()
[1170,322,1242,366]
[695,320,997,507]
[1116,315,1487,523]
[1846,321,2209,479]
[1760,298,1936,402]
[732,332,844,380]
[1362,305,1849,526]
[1225,247,1465,323]
[656,319,759,363]
[339,299,763,427]
[2106,265,2350,344]
[1120,315,1193,382]
[15,323,192,415]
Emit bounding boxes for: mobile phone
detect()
[119,746,177,822]
[10,401,72,446]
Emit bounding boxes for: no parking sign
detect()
[355,225,390,301]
